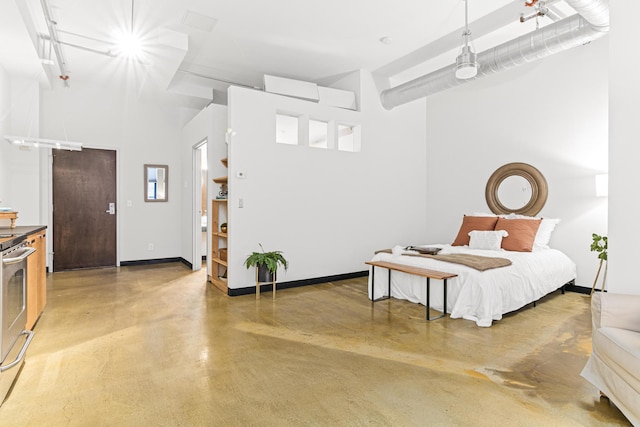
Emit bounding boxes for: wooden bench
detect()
[365,260,458,320]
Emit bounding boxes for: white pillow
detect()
[534,218,560,249]
[468,230,509,251]
[503,213,536,219]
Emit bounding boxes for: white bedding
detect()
[368,244,576,327]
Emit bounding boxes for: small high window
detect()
[309,119,329,149]
[276,114,299,145]
[338,124,360,152]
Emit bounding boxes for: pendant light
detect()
[4,136,83,151]
[455,0,479,80]
[115,0,143,59]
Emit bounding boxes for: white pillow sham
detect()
[534,218,560,249]
[468,230,508,251]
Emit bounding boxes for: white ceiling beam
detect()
[12,0,55,88]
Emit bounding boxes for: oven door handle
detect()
[2,247,36,265]
[0,330,35,372]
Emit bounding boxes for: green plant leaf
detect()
[590,233,608,261]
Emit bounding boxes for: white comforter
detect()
[368,245,576,327]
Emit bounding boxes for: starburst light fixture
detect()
[114,0,144,59]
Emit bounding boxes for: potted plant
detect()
[590,233,608,261]
[244,243,288,282]
[220,222,227,233]
[590,233,608,295]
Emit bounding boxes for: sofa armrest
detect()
[592,292,640,333]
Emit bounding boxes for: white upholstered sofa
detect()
[581,292,640,426]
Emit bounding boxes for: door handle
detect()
[106,202,115,215]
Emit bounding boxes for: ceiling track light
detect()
[455,0,479,80]
[4,136,83,151]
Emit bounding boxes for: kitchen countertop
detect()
[0,225,47,251]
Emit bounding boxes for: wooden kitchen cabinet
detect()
[26,229,46,330]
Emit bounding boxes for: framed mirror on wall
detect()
[144,164,168,202]
[485,162,548,216]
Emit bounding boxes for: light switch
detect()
[238,198,244,208]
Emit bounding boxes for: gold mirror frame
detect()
[485,162,548,216]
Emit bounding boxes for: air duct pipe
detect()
[380,0,608,110]
[564,0,609,29]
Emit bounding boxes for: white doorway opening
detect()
[193,139,208,270]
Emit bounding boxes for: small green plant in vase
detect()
[244,244,288,298]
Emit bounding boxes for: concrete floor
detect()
[0,262,631,426]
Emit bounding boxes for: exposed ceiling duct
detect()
[380,0,609,110]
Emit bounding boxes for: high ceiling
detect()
[0,0,577,106]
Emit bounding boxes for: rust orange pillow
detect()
[495,217,542,252]
[452,216,499,246]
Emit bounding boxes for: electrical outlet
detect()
[148,243,154,250]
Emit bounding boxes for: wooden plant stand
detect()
[590,259,608,295]
[256,269,277,300]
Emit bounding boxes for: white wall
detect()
[180,103,227,269]
[0,64,10,212]
[424,37,608,288]
[8,77,41,225]
[608,3,640,294]
[0,72,41,227]
[38,79,196,262]
[227,71,427,290]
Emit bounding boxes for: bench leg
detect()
[426,277,430,320]
[426,278,447,321]
[370,265,375,301]
[370,266,390,302]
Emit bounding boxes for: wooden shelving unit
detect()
[212,176,228,184]
[210,199,228,292]
[209,156,229,293]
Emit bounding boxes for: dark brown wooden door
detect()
[52,148,116,271]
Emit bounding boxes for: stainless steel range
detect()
[0,239,35,405]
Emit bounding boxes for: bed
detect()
[368,243,576,327]
[369,162,578,327]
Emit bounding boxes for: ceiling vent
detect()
[181,11,217,32]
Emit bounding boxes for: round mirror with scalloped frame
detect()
[485,162,548,216]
